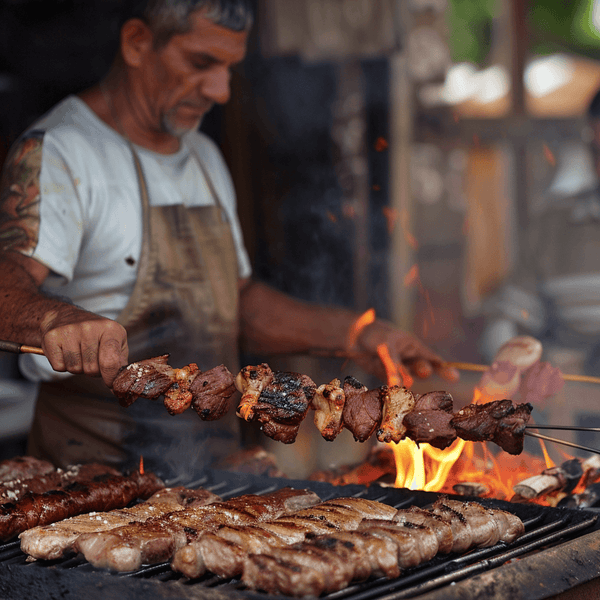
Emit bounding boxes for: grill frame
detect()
[0,468,598,600]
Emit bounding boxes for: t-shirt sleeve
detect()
[0,129,85,282]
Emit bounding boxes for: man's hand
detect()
[355,319,459,384]
[40,308,128,387]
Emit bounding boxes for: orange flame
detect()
[403,264,419,288]
[347,308,376,349]
[543,144,556,167]
[139,456,144,475]
[377,344,402,387]
[399,209,418,250]
[381,206,398,234]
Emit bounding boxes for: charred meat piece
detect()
[76,488,320,571]
[377,385,416,443]
[189,364,237,420]
[172,495,395,580]
[163,363,200,415]
[235,363,274,420]
[0,457,54,484]
[112,355,174,407]
[429,498,473,553]
[342,376,382,442]
[19,486,221,561]
[0,462,121,505]
[450,400,533,455]
[312,379,345,441]
[413,390,454,412]
[393,506,454,554]
[436,498,500,547]
[0,470,164,542]
[403,409,457,449]
[239,370,317,444]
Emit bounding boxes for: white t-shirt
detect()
[18,96,251,381]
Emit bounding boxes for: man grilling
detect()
[0,0,458,479]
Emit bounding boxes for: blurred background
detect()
[2,0,600,475]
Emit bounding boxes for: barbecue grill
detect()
[0,468,599,600]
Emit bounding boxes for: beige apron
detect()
[28,142,242,480]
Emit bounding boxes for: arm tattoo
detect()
[0,131,44,255]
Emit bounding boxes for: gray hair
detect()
[125,0,253,47]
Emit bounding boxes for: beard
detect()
[161,110,203,138]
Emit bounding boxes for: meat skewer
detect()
[111,355,238,419]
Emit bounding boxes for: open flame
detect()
[377,344,558,499]
[139,455,144,475]
[347,308,376,349]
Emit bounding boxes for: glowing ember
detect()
[347,308,376,349]
[139,456,144,475]
[374,136,389,152]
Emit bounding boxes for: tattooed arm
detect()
[0,135,128,387]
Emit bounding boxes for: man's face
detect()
[140,12,248,137]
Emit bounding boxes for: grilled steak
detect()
[75,487,321,571]
[19,486,220,560]
[312,379,345,441]
[376,385,416,444]
[190,364,237,420]
[112,355,173,407]
[450,400,533,455]
[342,376,382,442]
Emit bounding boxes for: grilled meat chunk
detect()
[403,409,457,449]
[436,498,500,547]
[0,463,120,505]
[414,390,454,412]
[358,519,438,569]
[19,486,220,560]
[312,379,345,441]
[393,506,454,554]
[76,488,320,571]
[0,470,164,542]
[0,457,54,484]
[450,400,533,455]
[429,499,473,553]
[163,363,200,415]
[238,368,317,444]
[377,385,416,443]
[235,363,274,420]
[190,364,237,420]
[112,355,174,407]
[342,376,382,442]
[440,498,524,544]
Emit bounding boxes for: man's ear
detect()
[120,18,154,67]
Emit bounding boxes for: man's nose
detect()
[202,68,231,105]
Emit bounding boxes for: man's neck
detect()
[78,79,181,155]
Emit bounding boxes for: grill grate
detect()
[0,469,597,600]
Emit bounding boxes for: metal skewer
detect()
[0,340,45,355]
[524,430,600,456]
[526,425,600,433]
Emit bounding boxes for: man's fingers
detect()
[98,335,128,388]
